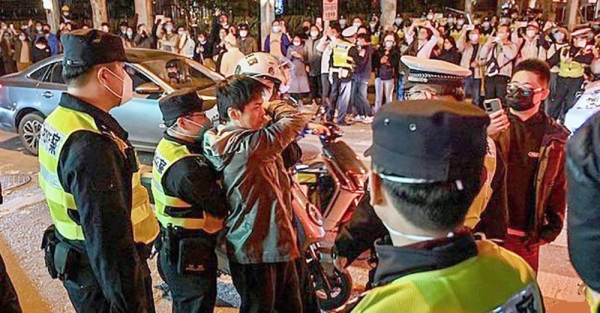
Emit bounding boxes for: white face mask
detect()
[469,34,479,42]
[526,29,536,38]
[19,35,26,41]
[199,38,206,44]
[310,31,319,38]
[395,18,403,24]
[483,22,490,28]
[101,26,109,32]
[100,68,133,106]
[293,41,301,46]
[447,18,454,24]
[339,19,346,26]
[127,31,133,37]
[353,22,362,28]
[457,19,465,26]
[178,31,184,36]
[272,26,281,33]
[385,41,394,48]
[165,25,173,32]
[554,33,565,42]
[381,220,455,242]
[427,14,434,20]
[240,30,248,37]
[36,26,43,32]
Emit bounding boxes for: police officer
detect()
[567,110,600,312]
[328,25,359,126]
[152,88,228,313]
[548,27,594,121]
[38,29,159,312]
[334,57,509,277]
[349,99,543,312]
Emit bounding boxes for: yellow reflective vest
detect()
[39,106,159,244]
[151,138,207,230]
[559,46,586,78]
[332,39,355,70]
[353,240,543,313]
[584,285,600,313]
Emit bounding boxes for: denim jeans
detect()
[374,78,395,114]
[351,79,371,116]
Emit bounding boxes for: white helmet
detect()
[234,52,292,94]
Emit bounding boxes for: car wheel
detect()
[18,112,45,156]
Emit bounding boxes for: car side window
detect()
[46,63,65,85]
[29,64,52,81]
[125,65,152,91]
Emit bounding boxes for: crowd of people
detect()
[3,6,600,126]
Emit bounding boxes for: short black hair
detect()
[63,63,117,88]
[513,58,551,87]
[217,75,264,122]
[375,165,481,231]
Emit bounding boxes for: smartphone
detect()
[484,98,502,114]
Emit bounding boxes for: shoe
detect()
[354,115,365,122]
[361,116,373,124]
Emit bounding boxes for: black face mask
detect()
[505,84,538,111]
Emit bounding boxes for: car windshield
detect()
[137,56,216,90]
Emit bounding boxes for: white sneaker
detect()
[361,116,373,124]
[354,115,364,122]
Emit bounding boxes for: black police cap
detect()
[62,29,127,67]
[366,100,489,183]
[159,88,216,127]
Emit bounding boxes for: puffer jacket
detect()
[202,101,308,264]
[492,112,569,244]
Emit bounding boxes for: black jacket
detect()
[55,94,152,312]
[567,113,600,292]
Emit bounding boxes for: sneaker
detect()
[354,115,365,122]
[361,116,373,124]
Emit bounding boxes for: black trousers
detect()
[63,258,155,313]
[309,75,322,101]
[484,75,510,102]
[230,260,305,313]
[157,232,217,313]
[548,76,584,121]
[0,253,20,313]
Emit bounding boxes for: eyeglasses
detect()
[506,83,544,97]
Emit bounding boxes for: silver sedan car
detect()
[0,49,224,155]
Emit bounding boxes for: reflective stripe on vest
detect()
[332,40,354,69]
[559,47,585,78]
[151,138,206,230]
[39,106,159,244]
[352,240,543,312]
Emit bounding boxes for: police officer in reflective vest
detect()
[548,27,594,121]
[152,89,228,313]
[38,29,160,312]
[347,100,543,312]
[328,25,359,126]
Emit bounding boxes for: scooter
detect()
[143,123,368,311]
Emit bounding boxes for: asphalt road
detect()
[0,121,592,312]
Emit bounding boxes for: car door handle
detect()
[42,91,54,98]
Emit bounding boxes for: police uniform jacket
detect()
[44,94,151,311]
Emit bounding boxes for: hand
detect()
[333,256,348,271]
[470,61,479,68]
[307,122,330,136]
[203,212,225,234]
[28,19,33,27]
[359,49,366,57]
[487,110,510,136]
[214,8,222,17]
